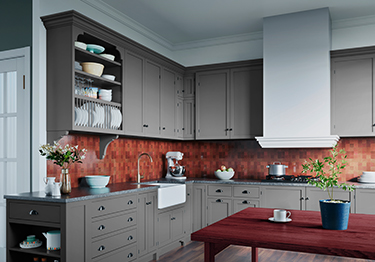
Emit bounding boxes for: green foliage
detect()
[301,144,355,201]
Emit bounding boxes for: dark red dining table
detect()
[191,207,375,262]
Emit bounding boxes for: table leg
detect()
[204,242,215,262]
[252,246,258,262]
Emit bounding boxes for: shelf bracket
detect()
[47,131,69,145]
[99,135,119,159]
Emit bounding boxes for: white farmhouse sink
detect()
[148,183,186,209]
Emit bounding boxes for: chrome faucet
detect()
[137,152,153,183]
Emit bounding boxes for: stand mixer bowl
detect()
[168,165,185,177]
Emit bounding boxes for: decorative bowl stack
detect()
[99,89,112,101]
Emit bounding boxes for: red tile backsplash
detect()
[46,135,375,188]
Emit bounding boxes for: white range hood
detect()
[256,8,339,148]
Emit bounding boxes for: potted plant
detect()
[302,144,355,230]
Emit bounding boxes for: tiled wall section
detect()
[46,135,375,188]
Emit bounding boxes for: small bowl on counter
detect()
[85,175,110,188]
[214,170,235,180]
[81,62,104,77]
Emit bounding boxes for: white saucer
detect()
[268,217,292,223]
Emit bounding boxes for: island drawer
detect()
[233,199,260,213]
[89,194,137,218]
[207,185,232,197]
[233,186,260,198]
[9,202,60,223]
[92,243,137,262]
[91,228,137,258]
[91,211,137,238]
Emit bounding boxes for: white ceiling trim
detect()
[332,14,375,29]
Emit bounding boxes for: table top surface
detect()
[191,208,375,260]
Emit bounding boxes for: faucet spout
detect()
[137,152,153,183]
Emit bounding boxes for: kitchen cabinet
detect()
[232,185,260,213]
[183,184,193,235]
[157,207,185,248]
[137,190,157,259]
[207,197,232,225]
[160,67,177,139]
[331,54,375,136]
[183,98,195,139]
[195,65,263,140]
[305,187,353,212]
[260,186,305,210]
[354,188,375,214]
[192,184,206,232]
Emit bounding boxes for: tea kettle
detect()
[42,230,61,250]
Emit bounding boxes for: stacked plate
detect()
[92,104,105,128]
[109,107,122,129]
[99,89,112,101]
[359,171,375,183]
[74,105,89,126]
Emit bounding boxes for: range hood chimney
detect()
[256,8,339,148]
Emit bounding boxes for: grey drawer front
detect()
[92,211,137,238]
[90,194,137,218]
[233,186,260,198]
[9,202,60,223]
[207,185,232,197]
[92,243,137,262]
[233,199,259,213]
[92,228,137,258]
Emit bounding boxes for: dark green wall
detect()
[0,0,32,51]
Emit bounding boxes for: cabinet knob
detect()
[98,245,105,251]
[29,210,38,216]
[229,128,233,131]
[127,235,133,241]
[216,199,223,203]
[98,225,105,231]
[98,205,105,211]
[127,200,133,205]
[216,189,223,193]
[305,197,309,201]
[242,190,249,194]
[300,197,305,201]
[143,124,149,127]
[127,217,133,222]
[162,127,166,130]
[127,253,133,258]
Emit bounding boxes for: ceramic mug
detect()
[274,209,291,221]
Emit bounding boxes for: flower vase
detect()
[60,169,71,194]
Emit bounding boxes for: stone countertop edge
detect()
[4,178,373,203]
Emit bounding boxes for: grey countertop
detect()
[4,177,374,203]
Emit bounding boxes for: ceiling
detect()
[93,0,375,48]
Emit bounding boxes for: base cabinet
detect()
[355,189,375,214]
[207,198,232,225]
[260,186,305,210]
[192,184,206,232]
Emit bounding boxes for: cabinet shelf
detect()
[9,246,61,258]
[74,95,121,107]
[75,47,121,67]
[75,70,121,87]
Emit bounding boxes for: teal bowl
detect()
[85,175,110,188]
[86,44,105,54]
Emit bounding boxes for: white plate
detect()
[74,107,79,125]
[268,217,292,223]
[77,107,83,126]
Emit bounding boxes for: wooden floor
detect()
[153,241,374,262]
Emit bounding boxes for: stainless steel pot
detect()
[266,162,288,176]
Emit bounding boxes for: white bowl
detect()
[75,41,87,50]
[214,171,234,180]
[99,54,115,61]
[85,175,110,188]
[80,62,104,77]
[102,74,115,81]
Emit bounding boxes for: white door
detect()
[0,47,30,260]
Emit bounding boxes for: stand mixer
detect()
[166,151,186,179]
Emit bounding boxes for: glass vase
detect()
[60,168,71,194]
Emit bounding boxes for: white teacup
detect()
[274,209,291,221]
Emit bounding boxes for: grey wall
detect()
[0,0,32,51]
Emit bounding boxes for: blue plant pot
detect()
[319,199,351,230]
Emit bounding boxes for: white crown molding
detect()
[332,14,375,30]
[255,136,340,148]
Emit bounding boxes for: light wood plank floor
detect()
[153,241,374,262]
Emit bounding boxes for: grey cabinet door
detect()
[207,197,232,225]
[183,98,195,139]
[230,67,263,139]
[196,70,229,139]
[158,211,173,247]
[261,186,305,210]
[171,208,184,240]
[175,97,184,138]
[305,187,352,212]
[160,68,176,138]
[331,56,375,136]
[144,60,161,137]
[192,184,206,232]
[124,51,144,136]
[183,184,193,235]
[355,189,375,214]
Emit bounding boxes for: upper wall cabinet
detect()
[331,52,375,137]
[195,63,263,140]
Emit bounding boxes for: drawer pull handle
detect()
[98,205,105,211]
[171,217,176,220]
[128,253,133,258]
[127,200,133,205]
[216,189,223,193]
[29,210,38,216]
[242,190,249,194]
[146,201,152,205]
[98,225,105,231]
[127,235,133,241]
[98,245,105,251]
[127,217,133,222]
[216,199,223,203]
[305,197,309,201]
[242,200,249,204]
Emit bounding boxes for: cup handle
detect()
[286,211,291,219]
